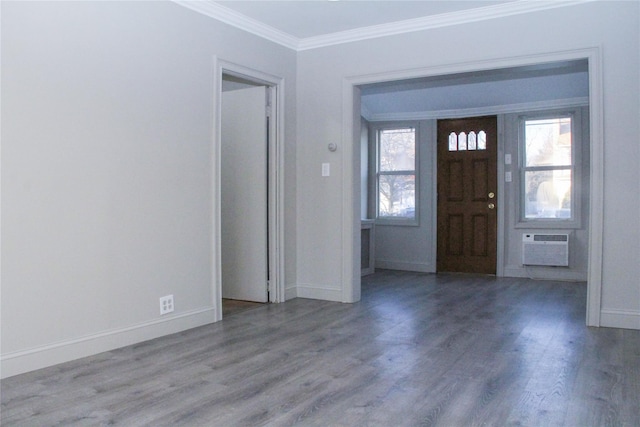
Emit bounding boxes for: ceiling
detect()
[178,1,594,50]
[213,1,514,39]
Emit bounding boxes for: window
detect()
[521,115,574,221]
[376,127,417,223]
[449,130,486,151]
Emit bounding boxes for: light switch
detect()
[505,154,512,165]
[322,163,330,177]
[505,171,512,182]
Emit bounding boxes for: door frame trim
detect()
[213,57,285,320]
[343,47,603,326]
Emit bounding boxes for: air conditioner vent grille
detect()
[522,233,569,267]
[533,234,568,242]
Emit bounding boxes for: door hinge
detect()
[266,89,273,116]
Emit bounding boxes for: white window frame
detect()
[371,122,419,226]
[516,109,583,229]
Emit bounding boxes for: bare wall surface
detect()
[370,120,436,274]
[1,0,297,377]
[295,1,639,328]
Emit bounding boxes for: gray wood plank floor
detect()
[2,270,639,426]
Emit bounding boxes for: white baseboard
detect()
[295,284,343,302]
[374,259,433,273]
[1,307,216,379]
[503,265,587,281]
[600,308,640,330]
[285,284,298,300]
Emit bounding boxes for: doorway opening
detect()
[215,61,284,320]
[221,75,269,310]
[347,49,603,326]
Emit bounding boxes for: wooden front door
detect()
[437,116,498,274]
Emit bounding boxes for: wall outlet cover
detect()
[159,295,174,315]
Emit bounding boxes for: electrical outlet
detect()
[159,295,174,315]
[505,171,512,182]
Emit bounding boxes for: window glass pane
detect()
[525,117,572,167]
[449,132,457,151]
[468,131,477,150]
[379,128,415,171]
[478,131,486,150]
[524,169,572,219]
[458,132,467,150]
[378,174,415,218]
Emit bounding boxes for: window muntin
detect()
[522,116,574,220]
[377,127,416,220]
[448,130,487,151]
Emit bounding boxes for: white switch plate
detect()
[505,154,512,165]
[505,171,512,182]
[322,163,330,177]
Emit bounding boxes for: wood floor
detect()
[222,299,265,317]
[2,270,639,426]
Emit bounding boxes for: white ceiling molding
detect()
[174,1,299,50]
[365,97,590,122]
[175,0,596,51]
[298,0,596,51]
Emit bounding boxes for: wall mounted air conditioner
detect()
[522,233,569,267]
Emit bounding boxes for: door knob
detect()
[488,203,495,209]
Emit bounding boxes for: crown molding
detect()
[298,0,596,51]
[174,0,596,52]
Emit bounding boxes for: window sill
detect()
[375,218,420,227]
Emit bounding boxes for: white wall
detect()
[369,120,436,273]
[360,117,369,220]
[296,1,640,328]
[1,1,297,377]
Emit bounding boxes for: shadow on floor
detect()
[222,298,264,317]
